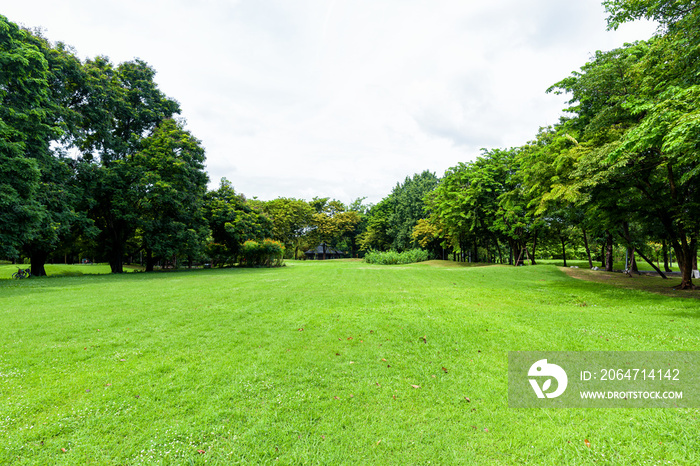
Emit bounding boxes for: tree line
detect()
[2,1,699,288]
[410,1,699,289]
[360,1,700,289]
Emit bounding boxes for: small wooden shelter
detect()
[304,243,344,260]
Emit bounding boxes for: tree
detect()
[388,171,439,251]
[132,119,209,271]
[204,179,272,266]
[308,197,361,259]
[78,57,181,273]
[0,17,51,260]
[17,30,93,276]
[260,198,314,258]
[358,196,394,252]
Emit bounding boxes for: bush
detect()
[364,249,429,265]
[240,239,285,267]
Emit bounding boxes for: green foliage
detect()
[240,239,285,267]
[260,197,314,257]
[132,118,209,270]
[0,16,51,258]
[308,197,361,253]
[363,248,429,265]
[388,170,439,251]
[204,179,272,266]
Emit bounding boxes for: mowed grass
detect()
[1,261,699,465]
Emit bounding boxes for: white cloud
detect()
[3,0,657,203]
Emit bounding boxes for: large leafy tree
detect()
[78,57,181,273]
[17,30,93,276]
[0,17,52,260]
[132,118,209,271]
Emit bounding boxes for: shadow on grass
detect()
[0,266,284,298]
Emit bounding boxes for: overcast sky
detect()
[3,1,657,204]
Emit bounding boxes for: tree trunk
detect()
[662,240,671,272]
[582,228,593,269]
[509,242,513,265]
[561,237,567,267]
[605,231,614,272]
[635,247,668,279]
[630,252,639,274]
[145,249,155,272]
[671,237,696,290]
[601,242,606,268]
[30,250,49,277]
[530,232,538,265]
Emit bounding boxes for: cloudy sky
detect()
[3,1,656,204]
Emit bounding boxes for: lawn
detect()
[1,260,699,464]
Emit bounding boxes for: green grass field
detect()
[1,260,699,464]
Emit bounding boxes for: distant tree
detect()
[308,197,361,259]
[358,196,394,252]
[261,198,314,258]
[388,171,439,251]
[204,179,272,266]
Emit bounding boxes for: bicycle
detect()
[12,268,31,279]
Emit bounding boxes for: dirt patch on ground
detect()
[560,267,700,299]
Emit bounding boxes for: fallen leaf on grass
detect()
[411,385,421,389]
[584,439,591,448]
[484,428,489,432]
[347,337,353,340]
[197,449,206,454]
[334,396,339,400]
[442,367,448,373]
[381,358,387,361]
[298,328,304,331]
[61,448,67,453]
[465,397,471,402]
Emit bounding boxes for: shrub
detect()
[241,239,285,267]
[364,249,429,265]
